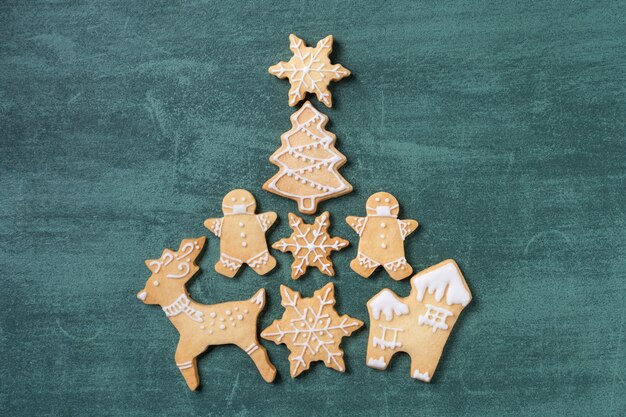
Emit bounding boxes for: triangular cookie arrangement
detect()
[136,34,472,390]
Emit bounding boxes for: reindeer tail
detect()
[248,288,266,312]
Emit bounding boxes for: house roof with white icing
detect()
[368,289,409,321]
[411,260,471,307]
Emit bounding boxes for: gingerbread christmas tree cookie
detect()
[365,260,472,382]
[204,189,277,278]
[136,237,276,390]
[269,34,350,107]
[346,192,419,280]
[263,101,352,214]
[273,211,348,280]
[261,283,363,377]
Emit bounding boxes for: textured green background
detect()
[1,1,625,416]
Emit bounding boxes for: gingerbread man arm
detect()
[398,219,419,240]
[256,212,278,232]
[203,217,224,237]
[346,216,367,236]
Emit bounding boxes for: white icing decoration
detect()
[369,289,409,321]
[162,294,204,322]
[153,280,159,287]
[373,324,403,350]
[418,304,453,333]
[412,369,431,382]
[248,251,269,269]
[261,285,359,376]
[265,102,350,210]
[166,262,190,279]
[376,206,391,216]
[412,262,471,306]
[367,356,387,370]
[177,361,193,370]
[274,213,347,276]
[220,253,243,270]
[383,257,408,272]
[357,251,379,269]
[245,343,258,356]
[137,291,147,301]
[250,289,265,305]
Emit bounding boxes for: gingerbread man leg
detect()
[246,250,276,276]
[350,252,380,278]
[237,339,276,383]
[215,253,243,278]
[174,342,201,390]
[383,257,413,281]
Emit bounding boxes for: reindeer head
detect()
[136,237,206,306]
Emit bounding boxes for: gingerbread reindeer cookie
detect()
[365,260,472,382]
[204,189,277,278]
[269,34,350,107]
[136,237,276,390]
[346,192,419,280]
[261,283,363,377]
[273,211,349,280]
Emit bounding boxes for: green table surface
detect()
[1,1,625,416]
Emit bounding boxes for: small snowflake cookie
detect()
[136,237,276,390]
[261,283,363,377]
[273,211,349,280]
[346,192,419,280]
[269,34,350,107]
[204,189,277,278]
[263,101,352,214]
[365,260,472,382]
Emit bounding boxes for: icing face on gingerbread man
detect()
[204,189,278,278]
[346,192,419,280]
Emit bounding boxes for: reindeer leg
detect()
[240,340,276,383]
[175,343,200,391]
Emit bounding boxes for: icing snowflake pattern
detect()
[261,283,363,377]
[273,212,348,279]
[269,34,350,107]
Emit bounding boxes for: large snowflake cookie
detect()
[204,189,277,278]
[273,211,349,280]
[136,237,276,390]
[346,192,419,280]
[269,34,350,107]
[261,283,363,377]
[365,260,472,382]
[263,101,352,214]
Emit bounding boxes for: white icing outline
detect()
[412,261,471,307]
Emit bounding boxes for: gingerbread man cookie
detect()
[269,34,350,107]
[346,192,419,280]
[273,211,349,280]
[136,237,276,390]
[365,260,472,382]
[204,189,277,278]
[261,283,363,377]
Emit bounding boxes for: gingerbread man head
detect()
[221,189,257,215]
[365,192,400,217]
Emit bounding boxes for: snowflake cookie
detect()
[204,189,277,278]
[269,34,350,107]
[366,260,472,382]
[136,237,276,390]
[263,101,352,214]
[273,211,349,280]
[346,192,419,280]
[261,283,363,377]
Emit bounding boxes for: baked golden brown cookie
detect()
[365,260,472,382]
[261,283,363,377]
[136,237,276,390]
[273,211,348,279]
[263,101,352,214]
[269,34,350,107]
[346,192,419,280]
[204,189,277,278]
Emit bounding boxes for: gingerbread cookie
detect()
[346,192,419,280]
[204,189,277,278]
[365,260,472,382]
[261,283,363,377]
[263,101,352,214]
[269,34,350,107]
[273,211,348,280]
[136,237,277,390]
